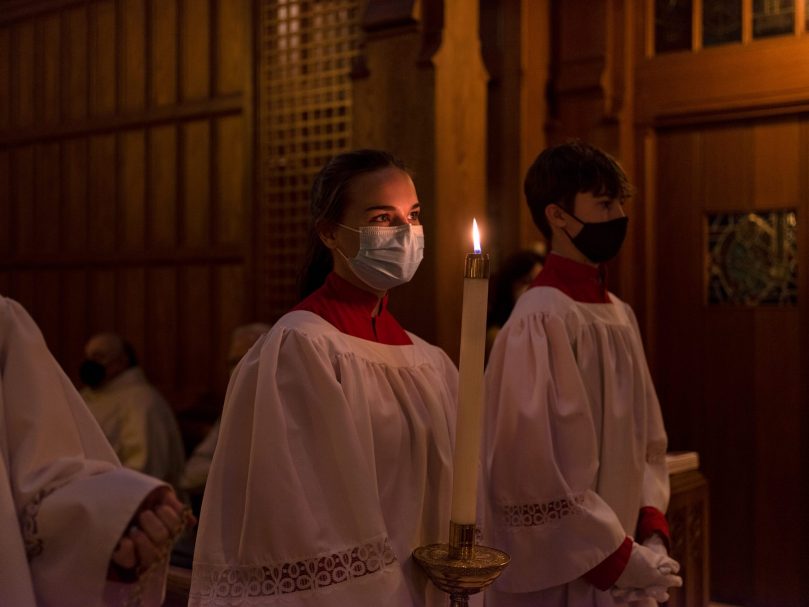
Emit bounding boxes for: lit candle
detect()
[450,218,490,524]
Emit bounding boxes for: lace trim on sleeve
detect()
[20,487,56,561]
[501,494,586,528]
[190,537,397,601]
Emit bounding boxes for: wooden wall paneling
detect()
[801,116,809,605]
[0,27,10,128]
[62,268,89,384]
[34,142,61,255]
[702,125,753,212]
[0,150,9,260]
[215,0,244,96]
[701,305,755,605]
[88,269,117,333]
[753,120,800,208]
[214,263,244,393]
[12,271,36,320]
[753,306,801,603]
[63,5,88,122]
[15,271,62,360]
[146,267,178,406]
[88,134,117,251]
[182,119,211,247]
[636,38,809,123]
[653,129,702,451]
[214,115,243,246]
[120,129,146,249]
[0,0,252,414]
[121,0,147,113]
[62,138,88,251]
[40,13,61,126]
[14,21,35,128]
[150,0,178,107]
[750,117,802,603]
[178,265,212,407]
[36,269,62,358]
[89,0,117,116]
[181,0,211,101]
[700,125,756,605]
[117,266,146,368]
[13,146,34,255]
[148,124,178,247]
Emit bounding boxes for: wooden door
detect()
[652,117,809,606]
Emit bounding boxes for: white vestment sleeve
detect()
[0,297,165,607]
[482,311,626,593]
[625,305,669,513]
[190,324,415,606]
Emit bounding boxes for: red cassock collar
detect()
[531,252,611,304]
[293,273,413,345]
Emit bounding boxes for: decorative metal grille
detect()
[258,0,361,319]
[707,210,798,306]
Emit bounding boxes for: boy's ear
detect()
[545,204,569,230]
[318,223,339,250]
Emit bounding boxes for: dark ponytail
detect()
[298,149,408,299]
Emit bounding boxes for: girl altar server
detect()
[190,149,457,607]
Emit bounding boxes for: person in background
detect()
[190,149,457,606]
[485,248,545,359]
[179,322,272,506]
[80,333,185,491]
[0,295,193,607]
[482,140,682,606]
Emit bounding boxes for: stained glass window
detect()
[655,0,693,54]
[707,210,798,306]
[703,0,742,46]
[753,0,795,38]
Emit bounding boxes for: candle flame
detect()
[472,219,481,254]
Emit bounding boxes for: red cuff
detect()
[636,506,671,549]
[583,536,633,590]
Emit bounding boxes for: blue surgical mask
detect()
[337,224,425,291]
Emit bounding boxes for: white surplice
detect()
[189,310,457,606]
[0,296,167,607]
[482,286,669,607]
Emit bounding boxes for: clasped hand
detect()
[109,487,195,579]
[611,536,682,604]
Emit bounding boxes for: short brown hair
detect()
[524,140,633,241]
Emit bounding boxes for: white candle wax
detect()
[450,220,489,524]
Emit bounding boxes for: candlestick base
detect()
[413,522,509,607]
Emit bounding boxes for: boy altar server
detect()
[482,141,682,607]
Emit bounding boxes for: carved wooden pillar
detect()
[353,0,488,359]
[548,0,642,308]
[480,0,551,261]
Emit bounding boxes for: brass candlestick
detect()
[413,521,509,607]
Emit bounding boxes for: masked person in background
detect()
[0,295,193,607]
[80,333,185,491]
[190,149,458,607]
[482,140,682,607]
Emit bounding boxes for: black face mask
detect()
[79,360,106,388]
[563,214,629,263]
